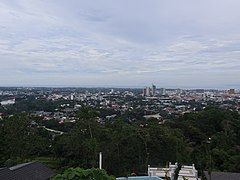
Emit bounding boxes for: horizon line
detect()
[0,85,237,90]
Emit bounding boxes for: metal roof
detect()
[0,161,55,180]
[0,168,18,180]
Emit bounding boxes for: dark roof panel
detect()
[204,171,240,180]
[0,168,18,180]
[11,161,55,180]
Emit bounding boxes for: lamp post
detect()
[207,137,212,180]
[99,152,102,169]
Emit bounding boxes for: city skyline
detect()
[1,0,240,89]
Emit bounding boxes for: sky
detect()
[0,0,240,89]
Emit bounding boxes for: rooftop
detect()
[0,161,55,180]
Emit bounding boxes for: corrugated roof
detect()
[0,161,55,180]
[11,161,55,180]
[0,168,17,180]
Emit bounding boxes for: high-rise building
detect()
[143,87,151,96]
[159,88,166,95]
[228,89,235,94]
[152,84,156,96]
[143,87,147,96]
[146,87,151,96]
[176,88,182,94]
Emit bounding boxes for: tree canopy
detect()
[0,107,239,177]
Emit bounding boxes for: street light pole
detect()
[99,152,102,169]
[207,137,212,180]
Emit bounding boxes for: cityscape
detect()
[1,0,240,179]
[0,86,240,179]
[1,86,240,124]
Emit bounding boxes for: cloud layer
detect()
[1,0,240,89]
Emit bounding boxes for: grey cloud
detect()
[0,0,240,88]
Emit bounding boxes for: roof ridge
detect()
[9,161,38,171]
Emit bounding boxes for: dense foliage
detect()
[167,107,240,173]
[0,107,239,177]
[0,114,51,166]
[52,167,115,180]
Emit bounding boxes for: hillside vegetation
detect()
[0,107,239,177]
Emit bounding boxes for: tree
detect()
[1,113,50,165]
[54,107,101,168]
[52,167,115,180]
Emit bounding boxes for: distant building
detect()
[144,113,162,120]
[0,99,15,106]
[146,87,151,96]
[228,89,235,94]
[143,84,156,97]
[196,89,204,93]
[176,89,182,94]
[143,87,147,96]
[159,88,166,95]
[152,84,156,96]
[143,87,151,97]
[110,89,114,94]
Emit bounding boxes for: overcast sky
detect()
[0,0,240,89]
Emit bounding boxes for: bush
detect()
[52,167,115,180]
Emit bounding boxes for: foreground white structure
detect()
[148,162,200,180]
[148,162,177,180]
[178,164,199,180]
